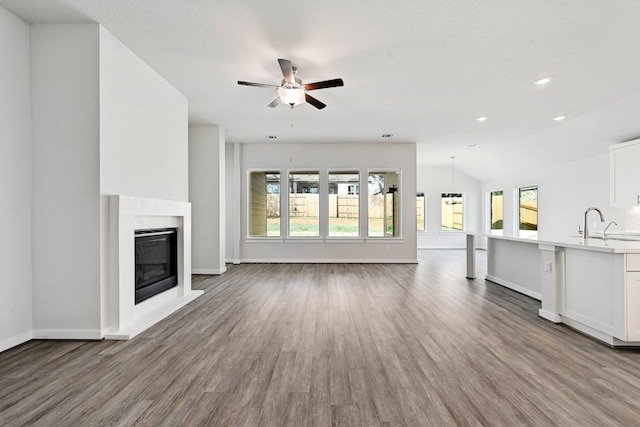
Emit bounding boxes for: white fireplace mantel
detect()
[105,195,203,339]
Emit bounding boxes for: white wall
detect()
[99,27,189,328]
[239,142,417,262]
[480,153,626,247]
[30,24,190,339]
[416,165,481,248]
[99,26,189,202]
[0,7,33,351]
[627,206,640,231]
[31,24,102,338]
[189,125,226,274]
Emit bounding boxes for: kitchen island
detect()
[468,230,640,346]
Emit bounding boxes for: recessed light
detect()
[381,134,394,138]
[476,116,487,122]
[467,144,481,148]
[553,115,566,121]
[266,135,278,139]
[534,76,553,85]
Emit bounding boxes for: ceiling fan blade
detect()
[304,78,344,91]
[278,58,295,84]
[238,80,279,88]
[267,97,281,108]
[305,94,326,110]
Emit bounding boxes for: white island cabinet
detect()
[470,231,640,347]
[610,139,640,207]
[562,248,625,345]
[626,254,640,341]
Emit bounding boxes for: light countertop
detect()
[468,230,640,254]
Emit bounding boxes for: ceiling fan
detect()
[238,58,344,110]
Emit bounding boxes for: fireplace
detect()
[106,195,201,340]
[134,228,178,304]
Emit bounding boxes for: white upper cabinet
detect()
[610,139,640,207]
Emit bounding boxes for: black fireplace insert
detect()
[134,228,178,304]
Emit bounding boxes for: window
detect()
[328,172,359,237]
[519,186,538,230]
[249,171,280,237]
[289,172,320,236]
[441,193,463,231]
[416,193,425,231]
[368,171,400,237]
[490,190,503,230]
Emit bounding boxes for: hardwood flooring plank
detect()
[309,357,331,427]
[328,325,353,406]
[346,368,382,426]
[173,391,225,427]
[3,251,640,426]
[112,399,154,427]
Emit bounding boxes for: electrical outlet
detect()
[543,261,552,273]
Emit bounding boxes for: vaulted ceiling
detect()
[3,0,640,180]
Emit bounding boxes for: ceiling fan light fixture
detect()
[278,86,306,106]
[239,59,342,110]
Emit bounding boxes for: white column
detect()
[466,233,476,279]
[189,126,227,274]
[232,143,241,264]
[538,244,563,323]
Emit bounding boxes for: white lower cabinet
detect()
[626,255,640,341]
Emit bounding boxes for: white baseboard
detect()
[538,309,562,323]
[485,274,542,300]
[561,317,615,346]
[0,331,33,353]
[561,309,615,337]
[240,258,419,264]
[192,267,227,275]
[32,329,103,340]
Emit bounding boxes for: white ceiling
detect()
[3,0,640,181]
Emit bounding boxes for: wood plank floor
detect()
[2,250,640,426]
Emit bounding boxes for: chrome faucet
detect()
[603,221,617,240]
[583,207,605,240]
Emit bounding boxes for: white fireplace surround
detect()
[106,195,203,339]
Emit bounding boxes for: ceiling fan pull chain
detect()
[290,107,294,140]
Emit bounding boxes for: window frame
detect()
[440,192,465,232]
[287,170,321,239]
[366,169,402,239]
[327,170,361,239]
[416,192,426,232]
[488,189,504,230]
[517,185,538,231]
[247,169,282,239]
